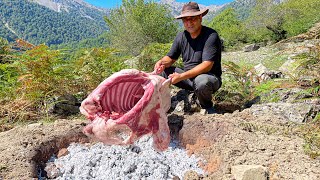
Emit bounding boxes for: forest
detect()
[0,0,107,46]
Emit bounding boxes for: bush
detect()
[208,8,247,48]
[17,44,71,101]
[71,48,128,93]
[105,0,178,56]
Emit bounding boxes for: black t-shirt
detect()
[167,26,222,77]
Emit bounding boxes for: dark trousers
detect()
[160,66,221,109]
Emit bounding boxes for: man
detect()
[154,1,222,114]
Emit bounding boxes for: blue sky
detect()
[85,0,234,9]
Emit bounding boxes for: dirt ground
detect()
[0,106,319,180]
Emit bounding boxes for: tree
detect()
[0,37,12,63]
[104,0,178,56]
[279,0,320,37]
[208,8,247,48]
[244,0,286,42]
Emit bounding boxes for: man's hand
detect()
[168,72,183,84]
[154,60,165,74]
[154,56,175,74]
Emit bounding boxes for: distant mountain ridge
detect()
[30,0,108,13]
[159,0,228,18]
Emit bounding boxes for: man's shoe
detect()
[200,106,216,115]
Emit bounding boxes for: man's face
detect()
[182,15,202,35]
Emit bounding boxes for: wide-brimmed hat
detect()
[175,2,209,19]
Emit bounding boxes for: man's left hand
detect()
[168,72,183,84]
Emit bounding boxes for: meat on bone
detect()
[80,69,171,151]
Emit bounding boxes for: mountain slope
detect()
[0,0,108,46]
[159,0,227,19]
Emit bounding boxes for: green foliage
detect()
[244,0,320,43]
[0,44,128,122]
[0,38,18,99]
[218,0,257,20]
[254,80,282,95]
[292,43,320,83]
[0,63,18,99]
[217,61,255,103]
[224,61,254,92]
[136,43,183,72]
[280,0,320,37]
[244,0,286,42]
[302,124,320,159]
[17,44,72,100]
[52,33,111,50]
[0,37,9,55]
[72,48,128,92]
[208,8,247,48]
[105,0,179,56]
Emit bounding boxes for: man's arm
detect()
[169,61,214,84]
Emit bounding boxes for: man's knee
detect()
[194,74,220,92]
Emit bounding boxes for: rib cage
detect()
[102,81,145,114]
[80,69,171,151]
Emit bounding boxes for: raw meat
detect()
[80,69,171,151]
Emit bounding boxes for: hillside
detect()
[0,0,108,46]
[159,0,226,19]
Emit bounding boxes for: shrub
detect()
[136,43,183,72]
[72,48,128,93]
[105,0,178,56]
[17,44,71,101]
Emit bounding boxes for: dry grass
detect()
[0,98,38,126]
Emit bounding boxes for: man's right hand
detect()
[154,56,175,74]
[154,60,165,74]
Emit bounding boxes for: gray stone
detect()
[250,102,317,123]
[243,44,260,52]
[49,94,80,116]
[170,89,200,113]
[254,63,269,77]
[279,56,300,78]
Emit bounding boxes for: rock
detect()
[254,63,269,77]
[44,162,62,179]
[231,165,268,180]
[170,89,199,113]
[279,55,300,78]
[250,102,316,123]
[251,63,284,82]
[243,44,260,52]
[57,148,69,158]
[27,122,43,128]
[49,94,80,116]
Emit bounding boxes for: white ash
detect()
[50,136,204,179]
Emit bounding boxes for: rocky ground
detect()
[0,101,319,179]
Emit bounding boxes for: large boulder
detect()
[49,94,80,116]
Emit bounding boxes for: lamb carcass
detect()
[80,69,171,151]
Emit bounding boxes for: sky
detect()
[84,0,234,9]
